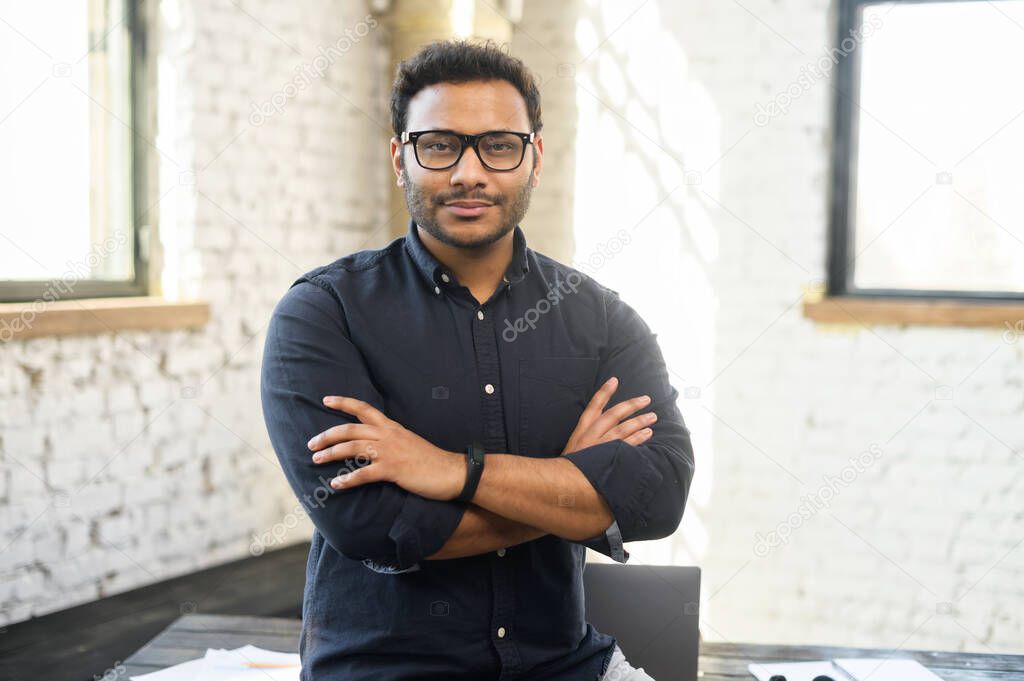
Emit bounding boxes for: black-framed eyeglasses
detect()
[400,129,535,171]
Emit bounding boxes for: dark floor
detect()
[0,542,309,681]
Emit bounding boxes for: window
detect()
[828,0,1024,301]
[0,0,150,303]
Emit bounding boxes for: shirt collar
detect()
[403,218,531,291]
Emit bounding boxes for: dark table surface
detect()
[122,614,1024,680]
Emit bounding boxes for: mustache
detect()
[433,191,504,206]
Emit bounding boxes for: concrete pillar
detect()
[378,0,516,240]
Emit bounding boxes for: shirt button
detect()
[484,383,495,395]
[434,286,441,295]
[496,548,505,557]
[441,273,450,283]
[477,310,484,320]
[497,626,506,638]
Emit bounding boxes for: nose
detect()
[448,143,489,190]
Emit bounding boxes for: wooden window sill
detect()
[0,296,210,341]
[803,291,1024,329]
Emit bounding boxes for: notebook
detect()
[748,657,946,681]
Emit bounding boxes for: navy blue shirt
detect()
[260,219,695,680]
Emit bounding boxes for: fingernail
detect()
[307,437,316,449]
[312,453,323,462]
[641,395,651,403]
[642,428,652,435]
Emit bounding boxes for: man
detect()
[260,40,695,681]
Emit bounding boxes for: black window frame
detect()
[827,0,1024,302]
[0,0,151,304]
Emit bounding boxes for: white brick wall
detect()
[0,0,391,626]
[3,0,1021,658]
[514,0,1023,655]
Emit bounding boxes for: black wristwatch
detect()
[456,441,486,503]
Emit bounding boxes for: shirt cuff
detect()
[574,519,630,563]
[563,439,665,540]
[386,491,468,570]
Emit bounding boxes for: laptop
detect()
[584,563,701,681]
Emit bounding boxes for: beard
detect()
[401,158,535,250]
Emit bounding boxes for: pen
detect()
[243,662,300,668]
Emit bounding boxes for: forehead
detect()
[405,79,531,133]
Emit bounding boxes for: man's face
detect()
[391,79,543,249]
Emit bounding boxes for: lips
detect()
[444,201,494,217]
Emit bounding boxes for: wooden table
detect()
[123,614,1024,680]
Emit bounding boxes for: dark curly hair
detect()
[389,39,543,136]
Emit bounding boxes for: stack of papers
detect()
[749,657,946,681]
[131,645,300,681]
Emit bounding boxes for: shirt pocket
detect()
[519,356,600,457]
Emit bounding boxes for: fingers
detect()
[307,422,378,451]
[576,377,620,430]
[330,460,383,489]
[311,439,378,464]
[592,393,652,435]
[591,376,619,407]
[322,396,398,428]
[621,427,654,446]
[605,410,658,442]
[564,378,621,451]
[563,379,657,455]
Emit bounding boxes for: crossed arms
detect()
[302,378,655,561]
[260,279,695,570]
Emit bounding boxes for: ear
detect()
[390,136,404,187]
[531,134,544,188]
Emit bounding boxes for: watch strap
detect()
[456,441,485,503]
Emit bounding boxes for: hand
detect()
[561,376,656,455]
[307,396,465,501]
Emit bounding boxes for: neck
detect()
[417,225,515,300]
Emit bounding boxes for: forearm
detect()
[425,504,548,560]
[471,454,614,541]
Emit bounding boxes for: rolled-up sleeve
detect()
[260,278,468,571]
[574,519,630,563]
[564,288,695,559]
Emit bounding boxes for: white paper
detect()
[832,658,946,681]
[130,645,300,681]
[748,661,845,681]
[130,654,209,681]
[196,645,300,681]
